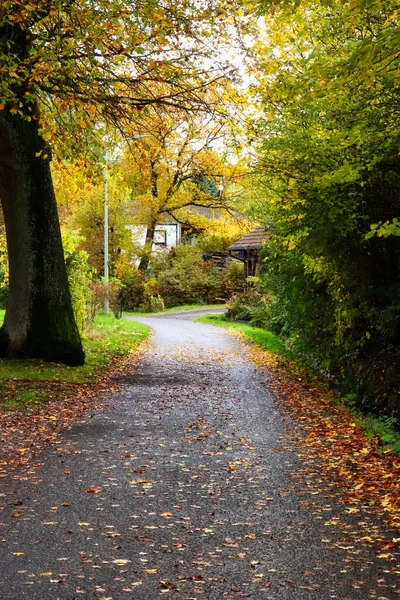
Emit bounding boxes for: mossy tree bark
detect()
[0,108,85,365]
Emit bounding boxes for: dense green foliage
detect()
[62,230,94,332]
[248,0,400,418]
[226,285,271,328]
[120,244,244,311]
[156,247,222,307]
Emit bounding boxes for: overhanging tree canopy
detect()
[0,0,243,364]
[247,0,400,415]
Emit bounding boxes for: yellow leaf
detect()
[112,559,131,565]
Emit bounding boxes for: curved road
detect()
[0,313,398,599]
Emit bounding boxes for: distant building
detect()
[227,227,270,279]
[130,221,181,254]
[130,206,229,254]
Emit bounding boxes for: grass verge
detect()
[198,314,400,455]
[0,313,149,411]
[196,314,289,357]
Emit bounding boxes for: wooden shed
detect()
[227,227,270,281]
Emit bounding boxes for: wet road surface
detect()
[0,314,398,599]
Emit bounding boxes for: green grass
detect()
[196,314,289,357]
[0,313,150,410]
[0,314,149,384]
[124,303,226,317]
[81,314,150,374]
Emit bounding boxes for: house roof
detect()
[227,227,269,251]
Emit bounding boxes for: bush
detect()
[140,277,165,313]
[119,245,245,312]
[226,288,271,328]
[121,269,146,311]
[156,245,222,307]
[62,230,94,332]
[220,261,244,297]
[89,279,123,320]
[258,231,400,418]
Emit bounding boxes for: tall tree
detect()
[122,105,245,270]
[53,156,136,277]
[0,0,242,364]
[248,0,400,414]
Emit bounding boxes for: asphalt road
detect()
[149,308,226,320]
[0,314,398,599]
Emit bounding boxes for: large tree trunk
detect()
[0,109,85,365]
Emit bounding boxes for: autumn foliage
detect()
[246,0,400,418]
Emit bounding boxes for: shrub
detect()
[156,246,222,307]
[119,245,244,312]
[226,284,272,329]
[62,230,94,332]
[89,278,123,320]
[220,261,244,297]
[226,288,265,321]
[140,277,165,312]
[121,269,146,311]
[142,294,165,313]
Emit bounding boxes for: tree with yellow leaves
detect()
[121,105,247,271]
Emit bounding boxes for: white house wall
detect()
[129,223,181,253]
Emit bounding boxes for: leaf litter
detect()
[0,323,399,598]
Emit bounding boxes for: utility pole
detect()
[103,133,150,313]
[103,149,109,314]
